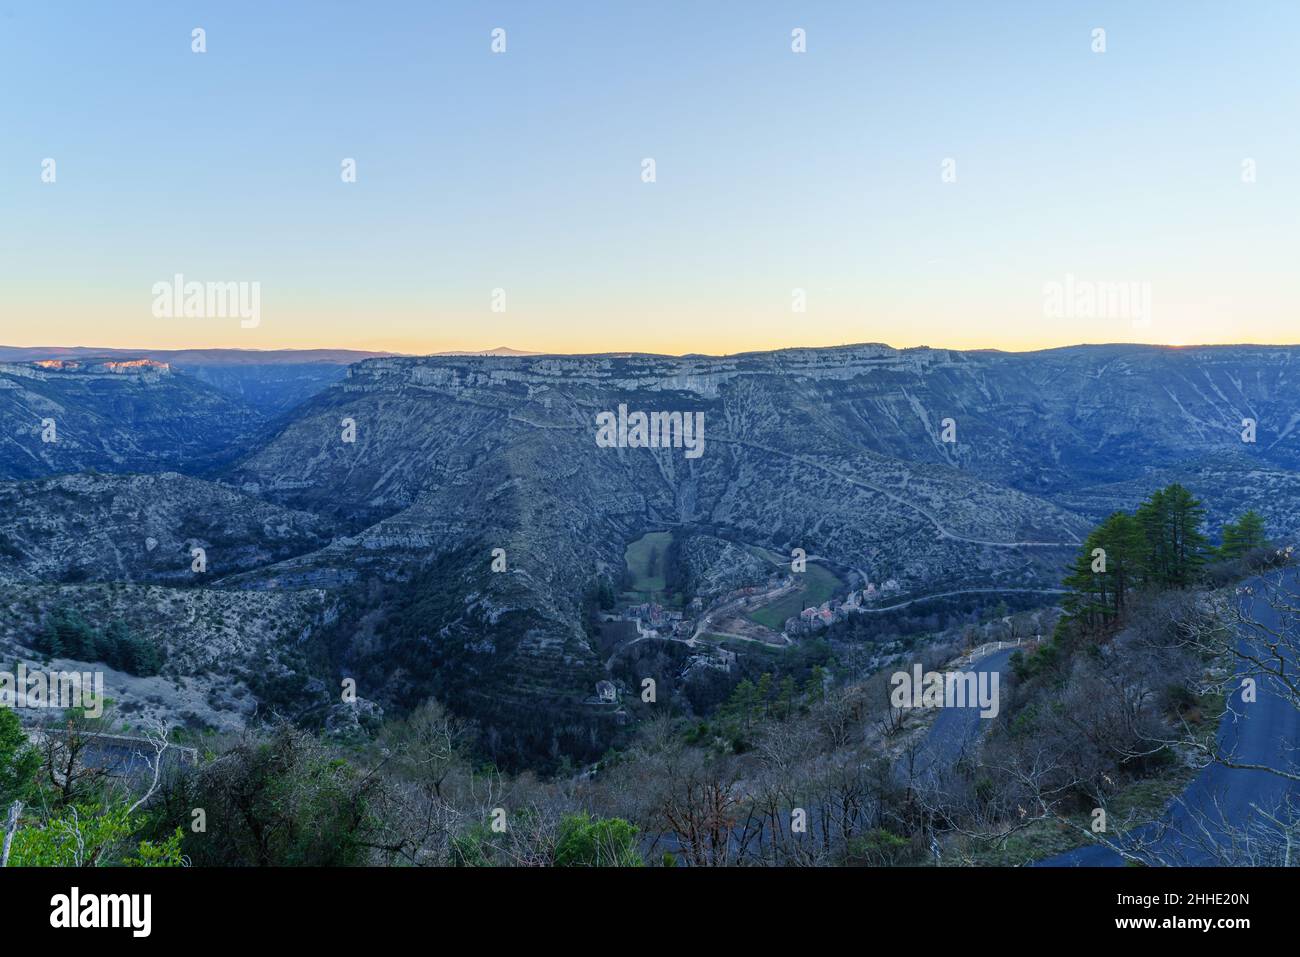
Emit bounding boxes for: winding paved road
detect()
[1039,568,1300,866]
[860,588,1067,614]
[899,647,1018,786]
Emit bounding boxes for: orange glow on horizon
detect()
[4,295,1298,358]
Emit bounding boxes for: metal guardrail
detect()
[952,636,1037,667]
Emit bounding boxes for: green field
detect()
[747,563,842,630]
[709,635,782,657]
[623,531,674,596]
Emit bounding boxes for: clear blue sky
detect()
[2,1,1297,354]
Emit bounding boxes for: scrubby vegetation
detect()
[2,484,1288,868]
[30,605,164,676]
[980,485,1290,859]
[0,708,183,867]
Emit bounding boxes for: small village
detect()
[782,577,904,636]
[609,573,907,644]
[590,568,910,707]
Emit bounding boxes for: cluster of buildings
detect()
[616,602,694,639]
[861,579,901,601]
[683,645,736,676]
[785,579,903,635]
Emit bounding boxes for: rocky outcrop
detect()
[0,360,263,479]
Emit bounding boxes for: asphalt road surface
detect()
[901,647,1017,786]
[1039,568,1300,866]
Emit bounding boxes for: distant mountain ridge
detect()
[432,346,541,357]
[0,344,542,363]
[0,346,398,365]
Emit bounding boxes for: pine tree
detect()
[34,619,63,657]
[1063,528,1110,631]
[1135,484,1207,587]
[724,679,760,733]
[802,665,826,705]
[754,672,774,719]
[1135,487,1173,586]
[1063,511,1146,630]
[1099,511,1146,615]
[1219,510,1268,560]
[1165,484,1208,586]
[776,676,798,720]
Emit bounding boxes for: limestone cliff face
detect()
[227,342,1300,552]
[7,358,171,378]
[219,344,1300,726]
[5,342,1299,760]
[0,360,262,479]
[251,342,1300,494]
